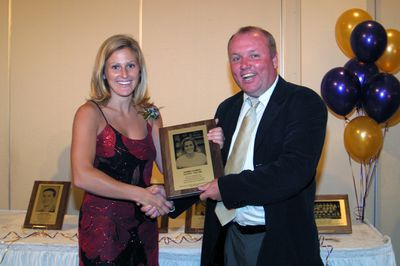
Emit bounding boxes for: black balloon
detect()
[350,20,387,63]
[344,58,379,87]
[321,67,361,116]
[362,73,400,123]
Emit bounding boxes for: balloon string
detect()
[365,126,387,199]
[349,154,361,219]
[360,162,365,220]
[319,235,334,266]
[350,124,387,221]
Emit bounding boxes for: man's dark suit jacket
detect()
[171,76,327,266]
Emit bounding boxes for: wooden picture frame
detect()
[159,119,223,199]
[157,215,169,233]
[23,181,71,230]
[314,194,352,234]
[185,200,206,234]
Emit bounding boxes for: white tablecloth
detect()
[0,210,396,266]
[319,222,396,265]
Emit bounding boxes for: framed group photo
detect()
[314,194,352,234]
[159,119,223,199]
[23,181,71,230]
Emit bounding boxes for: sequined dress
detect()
[79,102,158,266]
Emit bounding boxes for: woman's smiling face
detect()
[183,140,195,154]
[104,47,140,98]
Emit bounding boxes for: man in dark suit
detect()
[197,26,327,265]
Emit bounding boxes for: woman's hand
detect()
[139,185,174,218]
[208,119,224,149]
[147,184,167,197]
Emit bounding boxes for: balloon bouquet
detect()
[321,8,400,222]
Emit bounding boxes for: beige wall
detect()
[0,0,10,209]
[1,0,399,260]
[9,0,140,212]
[143,0,280,127]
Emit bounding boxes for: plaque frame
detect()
[185,200,206,234]
[23,180,71,230]
[314,194,352,234]
[159,119,223,199]
[157,215,169,233]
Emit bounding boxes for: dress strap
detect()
[90,100,109,124]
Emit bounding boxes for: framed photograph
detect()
[314,194,352,234]
[185,200,206,234]
[23,181,71,230]
[157,215,169,233]
[159,119,223,199]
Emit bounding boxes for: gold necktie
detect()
[215,97,260,225]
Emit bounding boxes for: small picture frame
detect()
[23,181,71,230]
[157,215,169,233]
[185,200,206,234]
[159,119,223,199]
[314,194,352,234]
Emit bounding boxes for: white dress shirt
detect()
[228,76,278,226]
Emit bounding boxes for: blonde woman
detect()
[71,34,172,265]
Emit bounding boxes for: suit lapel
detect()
[254,77,288,153]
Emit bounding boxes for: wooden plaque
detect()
[314,194,352,234]
[185,200,206,234]
[159,119,223,199]
[23,181,71,230]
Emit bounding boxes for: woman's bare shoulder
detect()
[73,101,104,127]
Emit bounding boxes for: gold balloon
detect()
[385,106,400,127]
[335,8,372,58]
[344,116,383,162]
[376,29,400,74]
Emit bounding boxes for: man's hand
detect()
[207,119,224,149]
[198,179,222,201]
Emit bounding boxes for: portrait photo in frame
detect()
[159,119,223,199]
[314,194,352,234]
[23,181,71,230]
[185,200,206,234]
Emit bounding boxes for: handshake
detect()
[138,185,174,219]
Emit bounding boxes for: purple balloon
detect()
[344,58,379,88]
[350,20,387,63]
[362,73,400,123]
[321,67,361,116]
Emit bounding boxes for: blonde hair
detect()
[90,34,151,107]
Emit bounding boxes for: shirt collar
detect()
[243,75,279,107]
